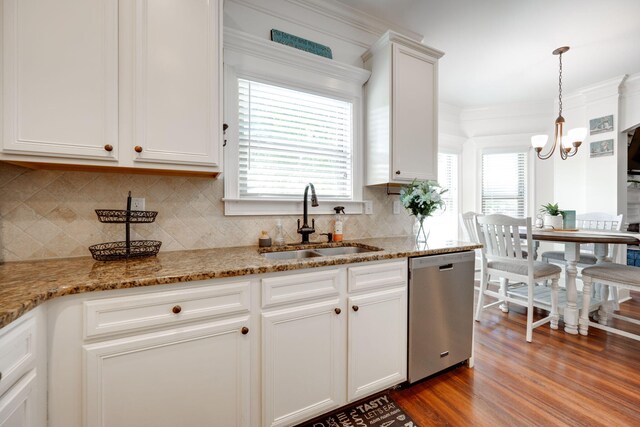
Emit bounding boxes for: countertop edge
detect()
[0,240,481,329]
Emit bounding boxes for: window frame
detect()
[223,29,370,216]
[478,146,532,219]
[436,145,462,240]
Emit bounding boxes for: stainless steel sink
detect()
[261,250,323,260]
[261,245,381,260]
[313,246,377,256]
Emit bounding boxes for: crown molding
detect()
[224,28,371,86]
[286,0,423,42]
[362,30,444,62]
[226,0,422,50]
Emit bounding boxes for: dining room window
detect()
[428,151,460,240]
[481,151,528,218]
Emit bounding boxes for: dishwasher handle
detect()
[410,251,475,270]
[439,263,453,271]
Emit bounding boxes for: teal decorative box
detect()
[563,210,576,229]
[270,29,333,59]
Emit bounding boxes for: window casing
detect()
[481,151,528,218]
[428,152,460,241]
[223,29,370,216]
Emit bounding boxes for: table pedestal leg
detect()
[594,243,611,325]
[564,243,580,334]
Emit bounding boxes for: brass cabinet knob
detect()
[172,305,182,314]
[134,145,143,153]
[352,305,359,312]
[395,170,401,175]
[104,144,113,152]
[334,308,341,315]
[241,327,249,335]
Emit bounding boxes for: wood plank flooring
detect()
[392,292,640,426]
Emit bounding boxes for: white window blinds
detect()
[428,152,459,240]
[238,79,353,199]
[481,151,527,218]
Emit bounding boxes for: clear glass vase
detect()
[413,215,429,245]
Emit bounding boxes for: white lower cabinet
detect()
[84,316,251,427]
[262,299,346,427]
[261,260,408,426]
[347,288,407,401]
[0,371,37,427]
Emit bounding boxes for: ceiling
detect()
[338,0,640,108]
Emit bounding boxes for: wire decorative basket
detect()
[95,209,158,223]
[89,191,161,261]
[89,240,162,261]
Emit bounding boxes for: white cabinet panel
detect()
[347,287,407,401]
[262,299,346,427]
[133,0,221,166]
[392,44,437,182]
[0,370,36,427]
[2,0,118,160]
[84,317,250,427]
[363,31,443,186]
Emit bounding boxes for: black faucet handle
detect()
[311,218,315,229]
[297,218,301,230]
[320,232,333,242]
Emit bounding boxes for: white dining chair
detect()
[475,214,561,342]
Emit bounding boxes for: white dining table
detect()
[528,229,640,335]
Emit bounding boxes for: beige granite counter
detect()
[0,237,480,329]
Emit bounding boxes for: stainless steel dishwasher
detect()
[408,251,476,383]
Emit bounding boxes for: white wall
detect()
[458,101,554,217]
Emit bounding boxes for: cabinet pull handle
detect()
[104,144,113,152]
[172,305,182,314]
[352,305,359,312]
[134,145,143,153]
[395,170,401,175]
[241,327,249,335]
[334,308,341,315]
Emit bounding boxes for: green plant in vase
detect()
[399,179,447,244]
[540,202,564,229]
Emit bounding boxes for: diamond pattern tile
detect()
[0,163,413,261]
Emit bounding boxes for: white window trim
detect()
[223,28,371,216]
[438,145,462,239]
[477,145,534,218]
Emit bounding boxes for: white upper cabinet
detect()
[2,0,119,161]
[363,31,444,186]
[0,0,222,175]
[132,0,221,167]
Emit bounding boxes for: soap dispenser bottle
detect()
[333,206,345,242]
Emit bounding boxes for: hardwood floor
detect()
[392,292,640,426]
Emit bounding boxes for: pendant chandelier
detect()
[531,46,587,160]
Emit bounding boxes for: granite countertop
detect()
[0,237,481,329]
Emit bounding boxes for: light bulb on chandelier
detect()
[531,46,587,160]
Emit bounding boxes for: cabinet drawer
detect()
[84,281,251,339]
[262,269,342,308]
[0,316,36,397]
[348,260,407,293]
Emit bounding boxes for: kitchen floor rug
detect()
[295,393,419,427]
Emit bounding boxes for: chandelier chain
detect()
[558,52,563,115]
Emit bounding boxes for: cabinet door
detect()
[84,317,250,427]
[391,44,438,182]
[2,0,118,160]
[0,370,37,427]
[132,0,221,166]
[262,299,346,427]
[347,287,407,401]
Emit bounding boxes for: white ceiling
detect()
[338,0,640,108]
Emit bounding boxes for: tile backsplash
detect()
[0,163,413,262]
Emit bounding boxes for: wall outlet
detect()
[393,200,401,215]
[363,200,373,215]
[131,198,145,211]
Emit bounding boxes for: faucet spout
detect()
[299,183,318,243]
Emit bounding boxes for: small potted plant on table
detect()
[540,202,564,229]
